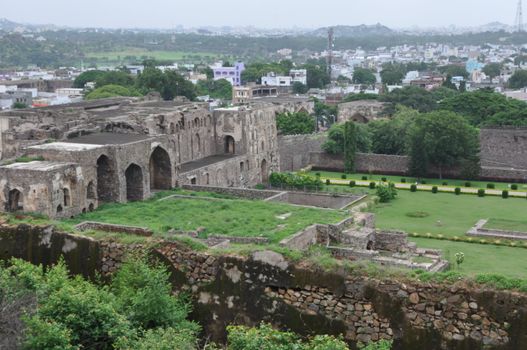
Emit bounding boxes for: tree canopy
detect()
[276,111,315,135]
[85,84,142,100]
[352,68,376,85]
[508,69,527,89]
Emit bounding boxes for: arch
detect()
[125,164,144,201]
[149,146,172,190]
[56,204,63,214]
[224,136,235,154]
[63,188,71,207]
[261,159,269,183]
[261,141,265,152]
[86,181,96,199]
[216,168,224,184]
[88,203,95,212]
[6,189,23,212]
[169,123,175,134]
[96,155,118,203]
[195,133,201,154]
[205,173,210,185]
[366,241,374,251]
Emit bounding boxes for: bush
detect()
[477,189,485,197]
[315,172,321,177]
[401,178,406,183]
[376,183,397,203]
[465,182,471,187]
[361,176,368,181]
[511,184,518,190]
[410,184,417,192]
[369,182,376,189]
[431,186,438,194]
[455,187,461,195]
[326,179,331,186]
[442,182,448,186]
[341,174,347,179]
[269,172,323,190]
[349,181,356,187]
[421,180,427,184]
[381,177,387,182]
[487,183,495,189]
[502,190,509,199]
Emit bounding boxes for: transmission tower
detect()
[516,0,524,32]
[327,27,334,81]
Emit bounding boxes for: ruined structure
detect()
[337,100,387,123]
[0,97,313,218]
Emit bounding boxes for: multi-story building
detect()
[213,61,245,86]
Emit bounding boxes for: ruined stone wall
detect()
[278,134,327,172]
[338,101,387,123]
[181,184,282,200]
[374,230,410,253]
[480,128,527,170]
[309,152,410,175]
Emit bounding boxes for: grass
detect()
[62,191,346,243]
[485,218,527,232]
[371,190,527,238]
[310,170,526,191]
[411,237,527,279]
[86,49,229,63]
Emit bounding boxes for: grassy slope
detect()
[64,195,346,243]
[372,190,527,238]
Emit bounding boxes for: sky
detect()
[2,0,521,29]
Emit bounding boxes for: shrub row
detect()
[410,232,527,249]
[411,270,527,292]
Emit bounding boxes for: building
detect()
[290,69,307,85]
[232,85,279,105]
[213,61,245,86]
[261,73,292,87]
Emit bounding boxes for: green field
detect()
[309,170,526,191]
[485,218,527,232]
[63,191,346,243]
[372,190,527,237]
[86,49,228,63]
[411,238,527,279]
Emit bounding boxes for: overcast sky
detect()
[2,0,520,29]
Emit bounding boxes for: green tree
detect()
[137,68,197,101]
[196,78,232,99]
[276,111,315,135]
[352,68,376,85]
[380,63,406,85]
[302,62,330,89]
[482,63,501,83]
[407,111,480,179]
[368,106,418,155]
[292,81,309,94]
[12,102,28,109]
[322,123,370,155]
[439,65,469,79]
[73,70,105,88]
[344,121,357,173]
[95,70,135,88]
[85,84,142,100]
[508,69,527,89]
[342,92,378,102]
[380,86,438,114]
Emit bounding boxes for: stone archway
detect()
[6,189,23,212]
[261,159,269,183]
[96,155,118,203]
[125,163,144,201]
[63,188,71,207]
[149,146,172,190]
[225,136,235,154]
[87,181,96,200]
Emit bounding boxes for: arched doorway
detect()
[96,155,117,203]
[86,181,96,199]
[63,188,71,207]
[194,133,201,156]
[125,163,144,201]
[6,189,23,212]
[149,146,172,190]
[261,159,269,183]
[225,136,235,154]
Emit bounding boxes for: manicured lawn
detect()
[411,237,527,279]
[485,218,527,232]
[64,192,347,243]
[309,170,526,191]
[372,190,527,238]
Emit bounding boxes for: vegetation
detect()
[352,68,376,85]
[195,78,232,100]
[276,111,316,135]
[485,218,527,232]
[85,84,142,100]
[322,123,370,155]
[376,183,397,203]
[508,69,527,89]
[344,121,358,173]
[270,172,323,190]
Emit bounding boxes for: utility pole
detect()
[516,0,524,32]
[327,27,334,82]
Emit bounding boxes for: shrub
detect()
[376,183,397,203]
[454,187,461,195]
[269,172,323,189]
[502,190,509,199]
[315,172,321,177]
[326,179,331,186]
[401,178,406,183]
[421,180,427,184]
[431,186,438,194]
[410,184,417,192]
[442,182,448,186]
[465,182,471,187]
[341,174,347,179]
[477,189,485,197]
[369,182,376,189]
[349,181,356,187]
[361,176,368,181]
[487,183,495,189]
[511,184,518,190]
[381,177,387,182]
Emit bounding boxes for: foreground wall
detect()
[1,225,526,350]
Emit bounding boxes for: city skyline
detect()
[1,0,523,30]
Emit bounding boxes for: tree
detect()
[302,62,330,89]
[344,121,357,173]
[368,106,418,155]
[95,70,135,88]
[407,111,480,179]
[342,92,378,102]
[439,65,469,79]
[73,70,105,88]
[482,63,501,83]
[136,68,197,101]
[12,102,28,109]
[508,69,527,89]
[380,86,438,114]
[352,68,376,85]
[196,79,232,100]
[276,111,315,135]
[380,63,405,85]
[292,81,308,94]
[85,84,142,100]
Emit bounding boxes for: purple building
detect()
[213,61,245,86]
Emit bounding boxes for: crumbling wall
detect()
[278,134,327,172]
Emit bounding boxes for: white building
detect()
[262,73,292,87]
[289,69,307,85]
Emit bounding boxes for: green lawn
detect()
[411,237,527,279]
[371,190,527,238]
[309,170,526,191]
[485,218,527,232]
[64,192,346,243]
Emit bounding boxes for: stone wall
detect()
[280,191,362,210]
[374,230,411,253]
[338,101,387,123]
[309,152,410,175]
[181,184,282,200]
[75,221,153,237]
[278,134,327,172]
[480,128,527,170]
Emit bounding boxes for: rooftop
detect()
[64,133,153,145]
[2,161,73,171]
